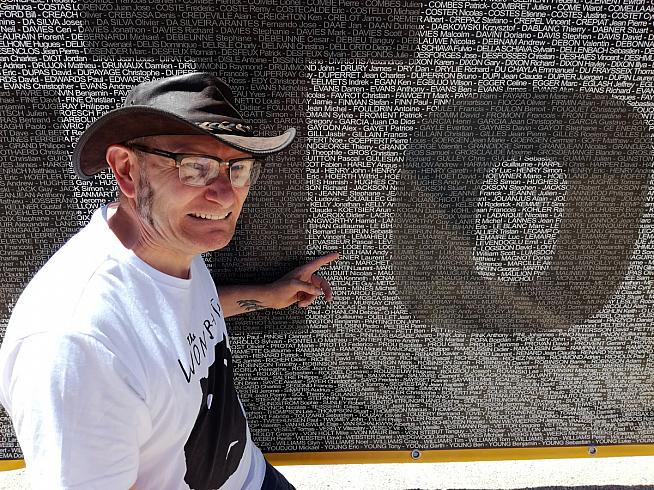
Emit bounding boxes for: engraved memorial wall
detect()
[1,0,654,461]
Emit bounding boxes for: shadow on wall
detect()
[393,91,652,332]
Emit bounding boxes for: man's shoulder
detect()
[6,216,133,342]
[1,239,150,402]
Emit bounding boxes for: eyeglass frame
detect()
[125,143,265,188]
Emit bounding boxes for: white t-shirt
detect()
[0,205,266,490]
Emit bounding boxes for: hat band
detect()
[197,121,253,135]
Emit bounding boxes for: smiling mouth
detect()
[189,212,232,221]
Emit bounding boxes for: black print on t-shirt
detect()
[178,304,222,383]
[183,337,247,490]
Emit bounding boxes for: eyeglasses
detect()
[127,144,264,188]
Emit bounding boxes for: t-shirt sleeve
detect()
[5,332,151,490]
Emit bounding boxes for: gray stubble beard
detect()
[136,164,155,228]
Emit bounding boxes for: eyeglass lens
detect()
[178,157,261,188]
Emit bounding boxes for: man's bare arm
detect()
[217,252,339,317]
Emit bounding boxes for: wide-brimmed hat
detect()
[72,72,296,179]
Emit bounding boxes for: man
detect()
[0,73,338,489]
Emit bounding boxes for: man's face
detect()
[130,134,252,259]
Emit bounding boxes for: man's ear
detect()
[106,144,138,198]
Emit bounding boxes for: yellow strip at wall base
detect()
[2,444,653,471]
[0,460,25,471]
[265,444,654,466]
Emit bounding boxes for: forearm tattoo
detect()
[237,299,266,312]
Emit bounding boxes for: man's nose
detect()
[204,172,236,207]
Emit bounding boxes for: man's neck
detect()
[107,202,193,279]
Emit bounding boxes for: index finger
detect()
[300,251,340,274]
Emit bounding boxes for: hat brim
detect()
[72,106,296,179]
